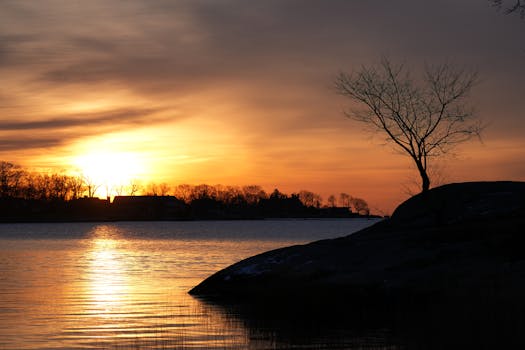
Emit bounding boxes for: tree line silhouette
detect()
[0,161,372,221]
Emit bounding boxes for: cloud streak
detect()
[0,137,64,152]
[0,107,167,131]
[0,107,172,151]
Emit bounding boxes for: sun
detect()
[73,151,144,197]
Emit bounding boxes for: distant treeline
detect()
[0,161,374,221]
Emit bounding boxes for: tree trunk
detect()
[416,161,430,193]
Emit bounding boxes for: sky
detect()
[1,0,524,214]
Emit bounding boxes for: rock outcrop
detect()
[189,182,525,302]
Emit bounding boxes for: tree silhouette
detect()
[350,197,370,216]
[298,190,315,207]
[68,176,85,199]
[158,183,171,196]
[339,193,352,208]
[327,194,337,207]
[242,185,267,205]
[0,161,24,197]
[335,57,482,193]
[128,179,142,196]
[82,174,100,198]
[173,184,193,202]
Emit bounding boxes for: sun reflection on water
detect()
[0,221,390,349]
[85,226,129,315]
[75,224,254,348]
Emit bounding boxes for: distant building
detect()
[68,197,111,220]
[318,206,355,218]
[112,196,188,220]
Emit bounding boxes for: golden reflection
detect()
[85,225,129,314]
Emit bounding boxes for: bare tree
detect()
[327,194,337,207]
[82,175,100,198]
[335,57,482,193]
[49,174,69,200]
[0,161,24,197]
[298,190,315,207]
[216,185,243,204]
[113,183,126,196]
[191,184,217,200]
[145,182,158,196]
[173,184,193,202]
[403,161,450,197]
[339,193,352,208]
[242,185,267,205]
[158,182,171,196]
[147,182,171,196]
[128,179,142,196]
[350,197,370,216]
[68,176,85,199]
[313,193,322,208]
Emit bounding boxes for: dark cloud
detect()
[20,1,521,104]
[3,0,517,153]
[5,1,522,89]
[0,107,172,152]
[0,34,39,65]
[0,136,63,152]
[67,36,120,54]
[0,107,167,131]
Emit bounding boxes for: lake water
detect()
[0,219,398,350]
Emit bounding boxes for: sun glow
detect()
[73,151,144,197]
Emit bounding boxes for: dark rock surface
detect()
[189,182,525,301]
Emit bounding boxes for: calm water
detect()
[0,219,393,350]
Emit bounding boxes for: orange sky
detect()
[1,1,524,214]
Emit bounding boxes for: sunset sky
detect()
[1,0,524,214]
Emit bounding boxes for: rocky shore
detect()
[190,182,525,302]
